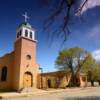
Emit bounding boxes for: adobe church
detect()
[0,13,87,92]
[0,13,40,91]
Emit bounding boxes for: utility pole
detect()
[39,67,43,89]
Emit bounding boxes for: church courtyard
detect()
[1,87,100,100]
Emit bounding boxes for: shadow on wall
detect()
[62,96,100,100]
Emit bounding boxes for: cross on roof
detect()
[22,12,29,22]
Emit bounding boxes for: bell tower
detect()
[16,12,35,41]
[13,13,39,91]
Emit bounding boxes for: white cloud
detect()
[82,0,100,12]
[86,24,100,44]
[92,50,100,61]
[88,24,100,37]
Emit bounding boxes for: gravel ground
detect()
[1,87,100,100]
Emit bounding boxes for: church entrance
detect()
[23,72,33,87]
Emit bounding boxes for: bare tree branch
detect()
[76,0,88,16]
[44,0,88,43]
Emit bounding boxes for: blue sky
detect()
[0,0,100,72]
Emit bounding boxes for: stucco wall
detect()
[38,72,87,89]
[0,52,14,90]
[37,71,72,89]
[79,75,87,87]
[0,37,39,91]
[14,37,39,91]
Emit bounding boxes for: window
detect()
[19,30,22,36]
[30,32,32,39]
[25,30,28,37]
[17,32,20,38]
[82,77,86,82]
[26,55,31,60]
[17,30,21,38]
[1,66,7,81]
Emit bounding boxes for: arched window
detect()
[17,30,21,38]
[17,32,20,38]
[30,32,32,39]
[25,30,28,37]
[1,66,7,81]
[19,30,22,36]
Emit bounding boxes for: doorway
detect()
[48,79,51,88]
[23,72,33,87]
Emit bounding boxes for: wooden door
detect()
[23,72,32,87]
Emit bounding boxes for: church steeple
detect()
[14,13,39,91]
[16,12,35,41]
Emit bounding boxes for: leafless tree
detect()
[43,0,88,43]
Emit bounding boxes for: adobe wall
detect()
[0,52,14,90]
[79,74,87,87]
[38,72,87,89]
[37,71,71,89]
[14,38,39,91]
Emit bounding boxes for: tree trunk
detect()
[68,73,79,87]
[98,81,100,86]
[91,81,94,86]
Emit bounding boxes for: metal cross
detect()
[22,12,29,22]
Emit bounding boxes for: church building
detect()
[0,13,87,92]
[0,13,40,91]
